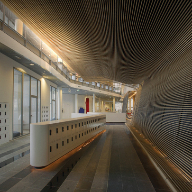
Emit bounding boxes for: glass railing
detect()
[0,1,121,95]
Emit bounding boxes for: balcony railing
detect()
[0,1,121,95]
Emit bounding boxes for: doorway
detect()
[86,98,89,113]
[31,97,37,124]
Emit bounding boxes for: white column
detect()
[113,97,115,112]
[75,94,78,113]
[93,94,95,112]
[101,101,104,112]
[57,87,62,120]
[99,98,101,112]
[15,19,23,36]
[133,96,135,111]
[129,98,132,113]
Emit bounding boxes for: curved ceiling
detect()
[2,0,191,84]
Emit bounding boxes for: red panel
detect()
[86,98,89,113]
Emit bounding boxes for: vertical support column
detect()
[93,94,95,112]
[57,87,62,120]
[15,19,23,36]
[113,97,115,112]
[129,98,132,113]
[133,96,135,111]
[99,98,101,112]
[101,101,104,112]
[75,94,78,113]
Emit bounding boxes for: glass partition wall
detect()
[13,69,41,138]
[50,86,56,121]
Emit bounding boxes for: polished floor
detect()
[0,125,171,192]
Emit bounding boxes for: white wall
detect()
[62,94,75,119]
[0,52,57,142]
[78,95,85,113]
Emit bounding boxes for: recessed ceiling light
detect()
[15,56,21,59]
[30,63,34,66]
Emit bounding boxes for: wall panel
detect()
[132,49,192,191]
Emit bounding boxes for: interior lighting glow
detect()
[17,68,26,73]
[30,63,34,66]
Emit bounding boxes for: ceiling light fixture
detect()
[15,56,21,59]
[30,63,34,66]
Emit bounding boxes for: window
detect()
[50,130,52,135]
[62,141,64,146]
[56,128,58,133]
[79,123,80,127]
[75,124,77,128]
[50,146,52,152]
[67,126,69,130]
[75,135,77,139]
[50,86,56,121]
[71,137,73,141]
[67,139,69,143]
[56,143,58,149]
[71,125,73,129]
[13,69,41,138]
[79,134,80,138]
[62,127,64,132]
[82,133,83,136]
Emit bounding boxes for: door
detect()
[86,98,89,113]
[31,97,37,123]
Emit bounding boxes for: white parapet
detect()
[30,114,106,167]
[87,112,126,123]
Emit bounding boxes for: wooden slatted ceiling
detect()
[1,0,192,84]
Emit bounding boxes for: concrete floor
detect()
[0,125,171,192]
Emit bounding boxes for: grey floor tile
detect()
[90,188,107,192]
[0,176,7,185]
[58,180,78,192]
[29,178,50,189]
[91,178,108,189]
[66,172,82,181]
[22,187,41,192]
[6,181,28,192]
[136,180,156,192]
